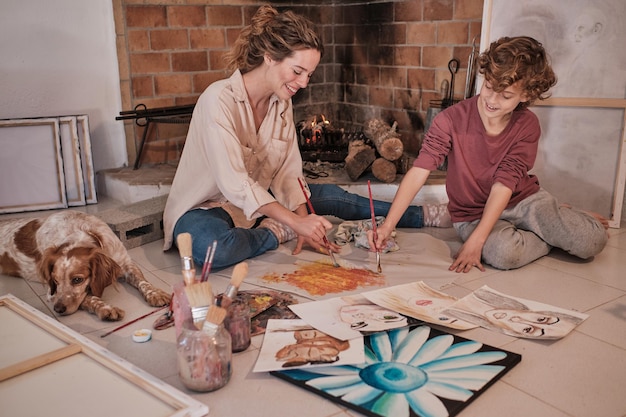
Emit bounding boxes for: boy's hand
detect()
[367,224,392,251]
[449,239,485,273]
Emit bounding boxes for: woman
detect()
[163,5,449,271]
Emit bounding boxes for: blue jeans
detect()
[173,184,424,271]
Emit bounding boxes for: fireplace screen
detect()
[296,115,361,162]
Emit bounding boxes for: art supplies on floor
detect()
[230,290,299,336]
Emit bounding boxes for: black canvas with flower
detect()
[271,325,521,417]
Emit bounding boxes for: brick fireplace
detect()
[113,0,483,168]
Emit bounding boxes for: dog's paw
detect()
[141,285,172,307]
[97,305,126,321]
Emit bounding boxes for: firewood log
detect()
[363,119,404,161]
[371,157,397,183]
[344,140,375,181]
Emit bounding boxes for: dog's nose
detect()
[54,303,67,314]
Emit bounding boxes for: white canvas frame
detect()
[76,115,97,204]
[0,118,67,213]
[59,116,86,206]
[480,0,626,228]
[0,294,209,417]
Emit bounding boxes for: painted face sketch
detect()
[275,329,350,368]
[339,304,406,331]
[442,286,587,339]
[484,309,572,338]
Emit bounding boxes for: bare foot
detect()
[560,203,609,231]
[586,210,609,230]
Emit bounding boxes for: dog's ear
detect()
[38,247,62,295]
[88,249,122,297]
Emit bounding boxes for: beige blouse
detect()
[162,70,306,250]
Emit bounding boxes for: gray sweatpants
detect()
[453,189,608,270]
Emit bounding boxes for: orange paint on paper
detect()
[261,262,385,296]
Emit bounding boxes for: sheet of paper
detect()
[233,231,475,301]
[443,285,589,339]
[253,319,364,373]
[289,294,410,341]
[361,281,476,330]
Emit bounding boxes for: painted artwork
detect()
[442,286,589,339]
[361,281,477,330]
[289,294,413,341]
[271,325,521,417]
[235,290,299,336]
[253,319,365,373]
[260,260,385,297]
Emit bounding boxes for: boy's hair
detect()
[477,36,557,109]
[224,4,324,74]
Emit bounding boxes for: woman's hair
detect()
[224,4,324,74]
[477,36,557,109]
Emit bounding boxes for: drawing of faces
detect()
[484,309,575,338]
[407,296,460,324]
[573,7,606,44]
[340,305,406,331]
[407,295,453,312]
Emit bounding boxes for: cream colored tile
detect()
[128,239,179,272]
[0,274,39,299]
[606,227,626,250]
[96,325,179,380]
[457,262,622,313]
[537,245,626,291]
[502,332,626,417]
[150,265,185,288]
[577,294,626,349]
[459,382,571,417]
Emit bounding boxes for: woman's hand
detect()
[290,213,341,255]
[292,235,341,256]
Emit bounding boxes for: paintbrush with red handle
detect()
[297,178,340,267]
[368,180,382,273]
[100,304,169,338]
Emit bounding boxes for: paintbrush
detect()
[100,304,169,338]
[184,281,215,329]
[217,261,248,309]
[176,232,196,285]
[200,240,217,282]
[202,305,228,332]
[297,178,340,267]
[368,180,382,273]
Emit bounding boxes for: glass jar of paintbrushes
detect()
[174,233,232,391]
[176,317,232,392]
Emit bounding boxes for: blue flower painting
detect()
[272,325,521,417]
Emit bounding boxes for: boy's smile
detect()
[477,80,528,134]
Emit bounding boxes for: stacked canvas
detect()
[0,115,97,214]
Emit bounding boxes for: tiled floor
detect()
[1,199,626,417]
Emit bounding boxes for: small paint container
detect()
[224,299,251,352]
[132,328,152,343]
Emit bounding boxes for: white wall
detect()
[0,0,127,172]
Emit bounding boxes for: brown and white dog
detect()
[0,210,171,321]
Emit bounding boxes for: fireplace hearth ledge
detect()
[306,166,448,206]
